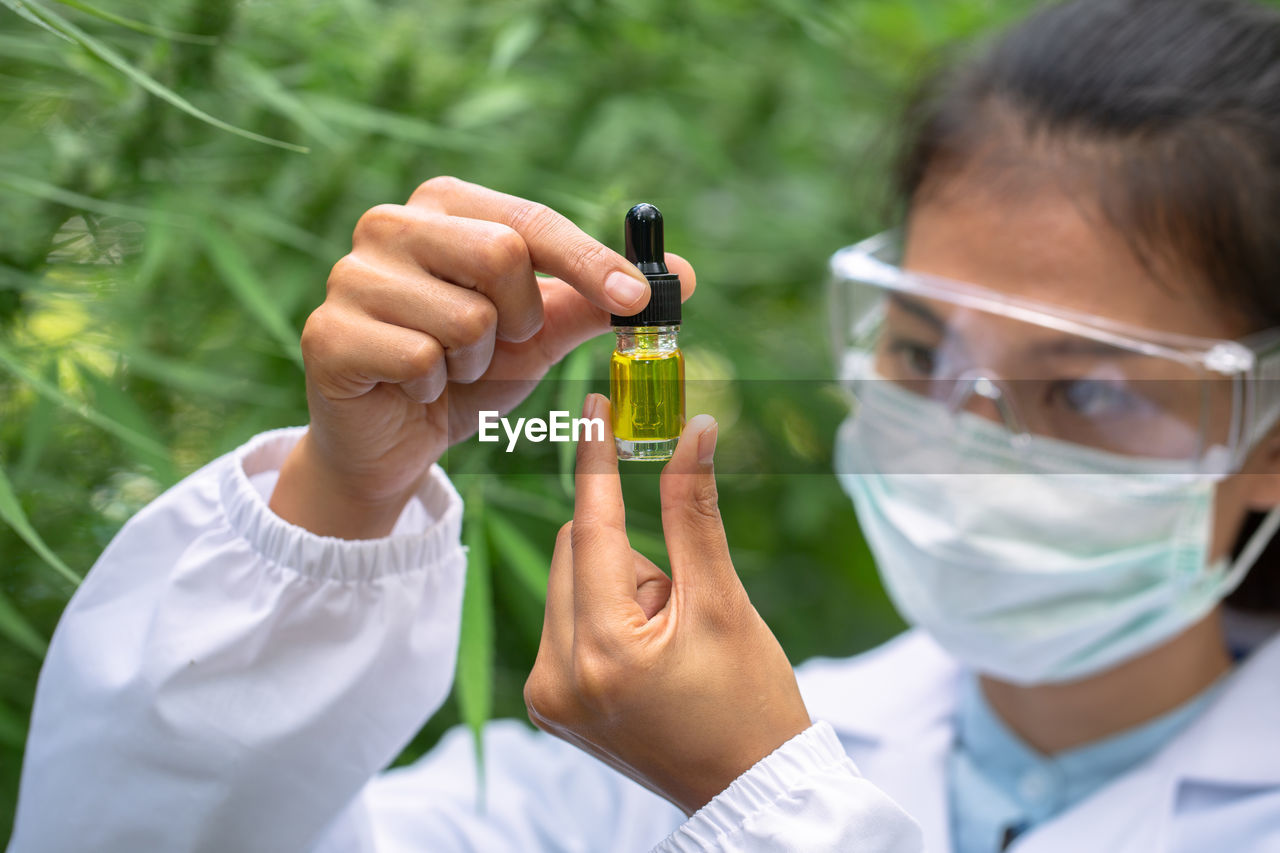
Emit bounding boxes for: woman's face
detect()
[899,184,1280,561]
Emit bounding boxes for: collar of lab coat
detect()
[798,618,1280,851]
[800,617,1280,788]
[798,630,963,746]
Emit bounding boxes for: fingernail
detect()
[583,392,603,422]
[693,416,718,465]
[605,271,649,308]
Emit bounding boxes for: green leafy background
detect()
[0,0,1089,839]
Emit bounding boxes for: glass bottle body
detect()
[609,326,685,461]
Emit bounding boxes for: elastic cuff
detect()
[654,722,857,852]
[219,426,464,582]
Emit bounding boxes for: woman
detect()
[10,0,1280,850]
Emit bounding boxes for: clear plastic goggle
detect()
[828,231,1280,475]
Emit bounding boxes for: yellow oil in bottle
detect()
[610,332,685,461]
[609,203,685,461]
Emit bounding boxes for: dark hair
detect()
[895,0,1280,613]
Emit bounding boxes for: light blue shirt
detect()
[947,673,1225,852]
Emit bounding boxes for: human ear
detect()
[1210,432,1280,563]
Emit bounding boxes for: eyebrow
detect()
[888,293,1138,360]
[887,293,945,334]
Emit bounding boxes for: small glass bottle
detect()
[610,203,685,461]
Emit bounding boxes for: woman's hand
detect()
[524,394,813,815]
[270,178,695,538]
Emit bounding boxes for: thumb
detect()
[659,414,738,596]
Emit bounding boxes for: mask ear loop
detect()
[1222,348,1280,587]
[1217,505,1280,594]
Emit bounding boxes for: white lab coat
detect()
[8,427,1280,852]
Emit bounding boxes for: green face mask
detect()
[835,375,1280,685]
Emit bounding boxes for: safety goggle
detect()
[827,231,1280,475]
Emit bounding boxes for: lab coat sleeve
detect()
[653,721,924,853]
[12,425,925,853]
[9,426,468,853]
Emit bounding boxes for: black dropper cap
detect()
[611,203,682,327]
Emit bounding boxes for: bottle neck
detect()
[615,325,680,355]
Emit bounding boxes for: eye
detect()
[886,338,937,377]
[1047,378,1147,418]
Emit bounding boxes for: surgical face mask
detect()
[834,372,1280,685]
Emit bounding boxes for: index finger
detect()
[409,177,651,316]
[571,393,640,616]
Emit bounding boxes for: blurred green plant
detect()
[0,0,1087,838]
